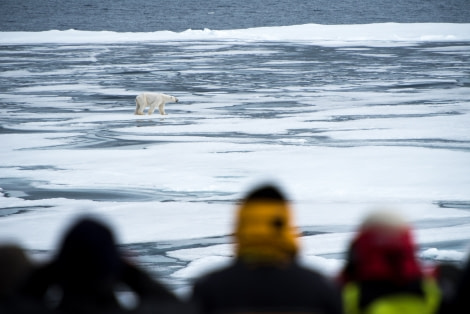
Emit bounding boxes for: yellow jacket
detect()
[342,278,441,314]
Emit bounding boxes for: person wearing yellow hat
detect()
[191,184,343,314]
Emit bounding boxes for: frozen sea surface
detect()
[1,24,470,296]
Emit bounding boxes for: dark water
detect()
[1,0,470,32]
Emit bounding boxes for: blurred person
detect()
[0,244,44,313]
[433,262,462,313]
[191,183,343,314]
[439,255,470,314]
[338,210,441,314]
[21,216,181,314]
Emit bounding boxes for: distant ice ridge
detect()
[1,23,470,45]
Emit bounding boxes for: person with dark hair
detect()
[0,244,42,313]
[434,262,462,313]
[191,184,343,314]
[440,256,470,314]
[338,210,441,314]
[21,216,181,314]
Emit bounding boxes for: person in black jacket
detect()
[0,244,43,314]
[21,216,181,314]
[440,255,470,314]
[191,183,343,314]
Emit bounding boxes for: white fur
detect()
[134,93,179,115]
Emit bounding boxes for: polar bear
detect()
[135,93,179,115]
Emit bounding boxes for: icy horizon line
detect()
[1,22,470,45]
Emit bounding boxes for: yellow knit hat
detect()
[234,185,299,265]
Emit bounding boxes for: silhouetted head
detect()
[55,217,122,288]
[0,244,34,297]
[234,184,299,265]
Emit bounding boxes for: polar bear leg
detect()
[135,95,146,115]
[158,102,166,115]
[135,100,144,115]
[148,102,158,115]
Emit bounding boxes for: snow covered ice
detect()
[1,23,470,296]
